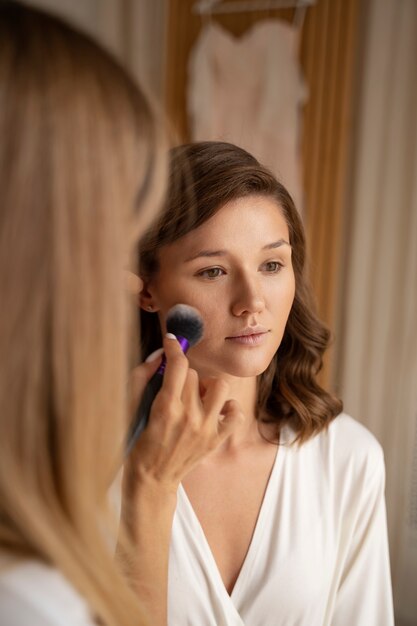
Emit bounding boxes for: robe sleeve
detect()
[331,447,394,625]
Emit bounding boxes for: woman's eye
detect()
[197,267,225,279]
[262,261,283,273]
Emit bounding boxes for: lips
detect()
[226,326,269,339]
[225,330,269,346]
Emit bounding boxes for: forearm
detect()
[119,474,177,626]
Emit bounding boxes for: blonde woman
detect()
[0,4,240,626]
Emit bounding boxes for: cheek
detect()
[152,274,192,310]
[285,278,296,313]
[154,279,221,333]
[272,272,296,315]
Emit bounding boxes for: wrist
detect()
[122,465,178,513]
[134,471,179,507]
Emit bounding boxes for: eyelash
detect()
[197,267,225,279]
[263,261,283,273]
[196,261,284,280]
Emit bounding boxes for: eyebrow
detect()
[184,239,291,262]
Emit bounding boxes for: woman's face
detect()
[142,195,295,378]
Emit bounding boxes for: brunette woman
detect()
[138,141,394,626]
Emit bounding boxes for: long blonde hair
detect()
[0,3,166,624]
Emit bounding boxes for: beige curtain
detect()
[339,0,417,623]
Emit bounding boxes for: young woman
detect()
[138,141,395,626]
[0,5,240,626]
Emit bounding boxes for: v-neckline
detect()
[178,436,285,606]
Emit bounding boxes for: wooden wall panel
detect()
[164,0,361,388]
[300,0,361,385]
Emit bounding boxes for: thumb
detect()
[128,348,163,415]
[217,399,245,440]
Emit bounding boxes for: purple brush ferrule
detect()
[156,336,190,376]
[177,336,190,352]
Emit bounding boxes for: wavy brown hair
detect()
[139,142,342,444]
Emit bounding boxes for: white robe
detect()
[0,560,94,625]
[168,413,394,625]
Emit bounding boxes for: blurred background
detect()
[19,0,417,623]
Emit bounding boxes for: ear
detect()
[138,278,160,313]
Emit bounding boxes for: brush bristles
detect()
[166,304,204,347]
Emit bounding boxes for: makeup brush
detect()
[126,304,204,455]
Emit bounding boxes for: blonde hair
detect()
[0,3,166,625]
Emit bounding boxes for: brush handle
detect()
[126,371,163,456]
[125,336,190,456]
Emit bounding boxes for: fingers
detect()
[199,377,245,446]
[217,399,244,439]
[145,347,164,363]
[127,346,245,492]
[160,334,189,398]
[181,368,202,418]
[200,377,230,418]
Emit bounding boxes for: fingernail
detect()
[145,347,164,363]
[165,332,176,340]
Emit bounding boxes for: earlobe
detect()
[139,297,159,313]
[141,303,156,312]
[138,280,159,312]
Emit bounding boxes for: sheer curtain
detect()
[339,0,417,623]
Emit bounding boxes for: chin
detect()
[229,366,271,378]
[188,344,277,379]
[218,356,273,378]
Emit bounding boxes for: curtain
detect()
[338,0,417,623]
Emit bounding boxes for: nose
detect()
[231,273,265,317]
